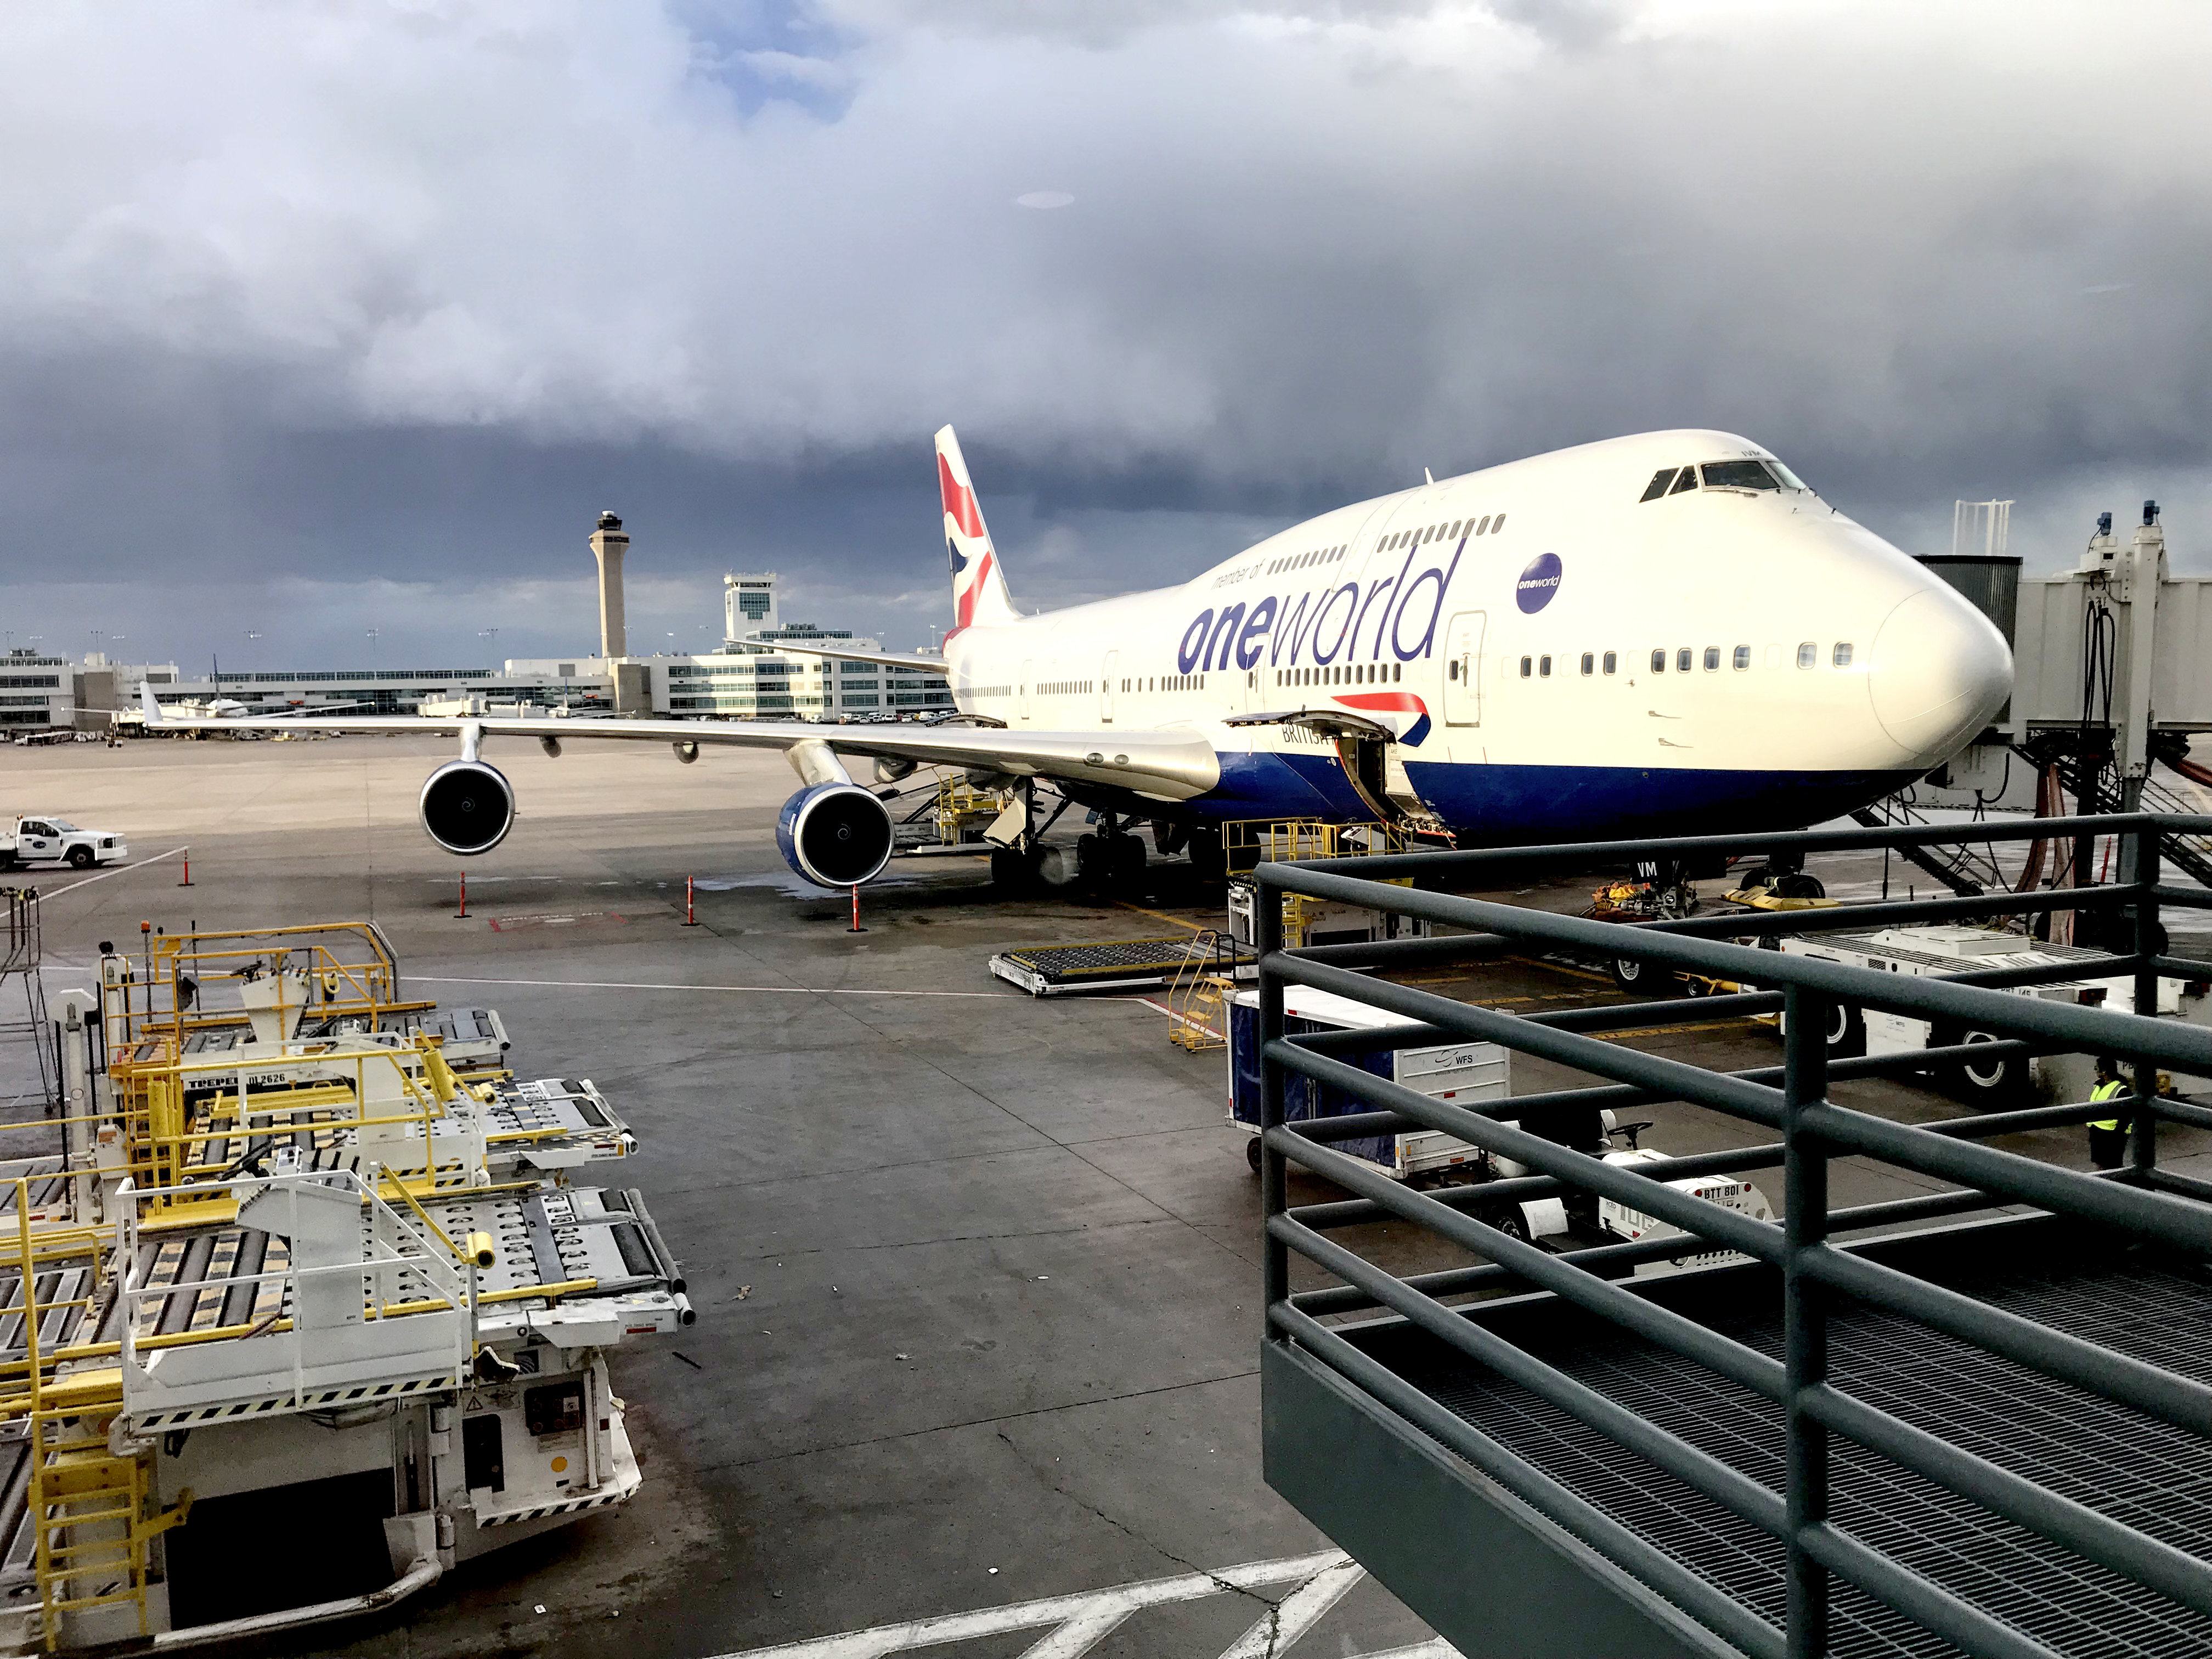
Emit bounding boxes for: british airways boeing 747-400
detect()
[144,427,2011,894]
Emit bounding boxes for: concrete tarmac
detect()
[4,732,2199,1659]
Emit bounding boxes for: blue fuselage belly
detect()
[1172,752,1910,843]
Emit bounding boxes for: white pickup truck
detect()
[1,816,129,871]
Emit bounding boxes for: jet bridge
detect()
[1253,812,2212,1659]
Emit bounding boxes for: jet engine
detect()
[776,782,894,888]
[419,760,516,855]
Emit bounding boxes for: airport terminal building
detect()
[26,573,951,733]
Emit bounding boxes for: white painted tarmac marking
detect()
[33,846,187,899]
[413,975,1025,1000]
[1215,1558,1365,1658]
[701,1547,1457,1659]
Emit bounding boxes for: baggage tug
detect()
[0,921,690,1652]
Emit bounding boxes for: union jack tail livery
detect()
[936,425,1019,636]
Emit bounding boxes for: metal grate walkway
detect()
[1361,1224,2212,1657]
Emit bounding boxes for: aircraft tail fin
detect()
[139,680,164,725]
[936,425,1018,635]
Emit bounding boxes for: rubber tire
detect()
[66,845,94,870]
[1937,1026,2034,1109]
[1188,826,1226,884]
[1035,844,1081,889]
[1782,998,1865,1059]
[1245,1136,1263,1175]
[1773,872,1826,899]
[1481,1204,1532,1247]
[989,845,1035,891]
[1607,953,1679,997]
[1111,834,1146,885]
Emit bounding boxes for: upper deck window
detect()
[1700,460,1782,492]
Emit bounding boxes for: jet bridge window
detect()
[1641,468,1678,501]
[1700,460,1782,492]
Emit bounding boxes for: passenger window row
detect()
[1638,458,1810,501]
[1275,663,1403,688]
[1379,514,1503,556]
[1036,680,1096,696]
[1514,641,1856,679]
[1265,544,1347,574]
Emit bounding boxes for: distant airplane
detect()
[143,427,2011,892]
[172,697,376,719]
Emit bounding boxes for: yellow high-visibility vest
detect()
[2089,1077,2126,1131]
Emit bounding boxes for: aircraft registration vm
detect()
[142,427,2012,895]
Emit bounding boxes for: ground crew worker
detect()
[2087,1057,2130,1169]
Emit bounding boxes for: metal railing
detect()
[113,1169,474,1423]
[1256,811,2212,1659]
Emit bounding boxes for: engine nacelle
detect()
[776,782,893,888]
[420,760,516,855]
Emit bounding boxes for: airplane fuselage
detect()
[938,430,2012,843]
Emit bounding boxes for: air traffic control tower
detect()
[590,510,629,660]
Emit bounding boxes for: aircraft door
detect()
[1019,661,1032,724]
[1443,611,1485,725]
[1100,652,1118,724]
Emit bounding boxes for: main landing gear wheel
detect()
[990,845,1037,891]
[1187,826,1226,884]
[1076,832,1146,891]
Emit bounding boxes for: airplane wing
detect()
[261,699,376,717]
[139,682,1217,800]
[744,643,950,672]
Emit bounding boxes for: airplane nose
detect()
[1865,587,2013,763]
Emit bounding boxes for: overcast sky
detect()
[3,0,2209,672]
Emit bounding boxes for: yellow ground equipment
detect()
[0,925,688,1654]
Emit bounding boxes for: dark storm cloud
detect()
[3,1,2210,669]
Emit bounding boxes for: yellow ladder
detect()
[10,1177,190,1651]
[1165,932,1236,1052]
[31,1409,141,1649]
[29,1409,191,1651]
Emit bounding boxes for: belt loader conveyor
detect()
[0,935,693,1654]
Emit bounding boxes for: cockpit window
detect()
[1640,468,1677,503]
[1767,458,1810,491]
[1667,466,1698,495]
[1700,460,1782,492]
